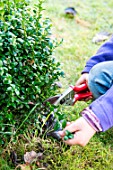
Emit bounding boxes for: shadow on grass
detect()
[96,127,113,148]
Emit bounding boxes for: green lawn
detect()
[42,0,113,86]
[1,0,113,169]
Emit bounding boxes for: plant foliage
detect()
[0,0,63,144]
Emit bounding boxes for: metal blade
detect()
[54,86,75,106]
[43,94,61,105]
[44,86,75,106]
[59,90,75,105]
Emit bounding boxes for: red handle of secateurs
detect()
[72,83,88,92]
[71,83,93,105]
[73,91,92,105]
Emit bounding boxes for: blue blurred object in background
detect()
[64,7,77,18]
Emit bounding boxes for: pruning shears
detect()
[44,82,92,140]
[45,82,92,106]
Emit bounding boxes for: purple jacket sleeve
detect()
[82,35,113,73]
[89,85,113,131]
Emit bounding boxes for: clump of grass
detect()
[1,128,113,169]
[0,158,11,170]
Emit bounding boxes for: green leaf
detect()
[62,119,67,128]
[7,87,12,91]
[58,113,65,121]
[35,86,41,93]
[0,60,3,67]
[17,38,24,44]
[49,41,53,49]
[54,120,61,131]
[64,136,68,141]
[3,74,12,84]
[68,134,74,139]
[65,130,71,136]
[15,88,20,96]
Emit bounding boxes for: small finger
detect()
[64,122,78,133]
[63,133,78,145]
[66,122,71,126]
[66,121,74,126]
[58,131,65,137]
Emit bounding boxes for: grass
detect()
[1,0,113,169]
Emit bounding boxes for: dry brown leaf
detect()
[24,151,38,164]
[15,164,32,170]
[27,59,34,65]
[75,16,91,27]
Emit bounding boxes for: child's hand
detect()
[58,117,96,146]
[76,73,89,86]
[76,73,93,101]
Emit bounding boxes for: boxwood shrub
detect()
[0,0,63,144]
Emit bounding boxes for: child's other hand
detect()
[58,117,96,146]
[76,73,89,86]
[76,73,92,101]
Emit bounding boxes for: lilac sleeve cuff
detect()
[80,107,102,132]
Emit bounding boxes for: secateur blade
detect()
[44,86,75,106]
[53,86,75,106]
[43,94,61,105]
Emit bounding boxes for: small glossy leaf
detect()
[65,130,71,136]
[68,134,74,139]
[0,60,3,67]
[64,136,68,141]
[62,119,67,128]
[54,121,61,131]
